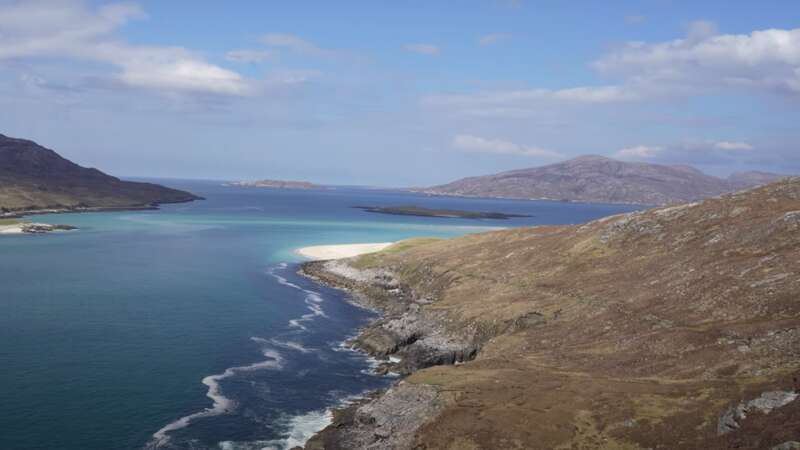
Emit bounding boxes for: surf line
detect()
[267,263,329,331]
[147,263,327,448]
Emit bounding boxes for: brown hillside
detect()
[309,178,800,449]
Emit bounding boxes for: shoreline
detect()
[295,242,394,260]
[0,197,201,220]
[0,223,78,235]
[297,256,477,449]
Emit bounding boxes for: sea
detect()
[0,180,640,450]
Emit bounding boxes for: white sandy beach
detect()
[0,224,25,234]
[296,242,394,260]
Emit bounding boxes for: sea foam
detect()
[148,341,284,447]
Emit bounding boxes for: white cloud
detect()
[615,140,758,165]
[425,23,800,121]
[714,141,754,151]
[404,43,441,56]
[452,134,562,158]
[594,23,800,95]
[225,49,277,64]
[0,0,252,96]
[478,33,511,46]
[615,145,662,159]
[424,85,636,116]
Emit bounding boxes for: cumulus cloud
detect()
[404,43,441,56]
[0,0,252,96]
[424,85,636,117]
[478,33,511,46]
[615,140,757,165]
[615,145,662,159]
[453,134,562,158]
[426,23,800,122]
[594,22,800,95]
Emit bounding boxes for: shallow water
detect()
[0,180,640,450]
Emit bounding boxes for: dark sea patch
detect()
[145,264,393,450]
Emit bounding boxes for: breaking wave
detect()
[146,340,285,448]
[266,264,328,331]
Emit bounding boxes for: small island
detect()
[225,179,325,189]
[0,219,77,235]
[353,205,531,220]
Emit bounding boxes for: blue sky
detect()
[1,0,799,185]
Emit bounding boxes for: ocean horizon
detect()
[0,180,640,450]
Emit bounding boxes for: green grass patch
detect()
[0,218,25,225]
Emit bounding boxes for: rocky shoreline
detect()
[0,197,201,220]
[293,178,800,449]
[0,223,78,234]
[298,259,480,450]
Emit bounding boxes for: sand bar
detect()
[296,242,394,260]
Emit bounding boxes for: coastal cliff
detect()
[301,178,800,449]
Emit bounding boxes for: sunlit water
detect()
[0,180,640,450]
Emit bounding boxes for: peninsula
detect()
[303,177,800,449]
[353,205,531,220]
[0,133,201,217]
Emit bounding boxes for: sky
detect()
[0,0,799,185]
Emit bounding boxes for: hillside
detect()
[418,155,786,205]
[0,134,200,214]
[304,178,800,449]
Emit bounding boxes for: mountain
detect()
[417,155,787,204]
[225,179,324,189]
[728,170,787,190]
[0,133,200,214]
[304,177,800,449]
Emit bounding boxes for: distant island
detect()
[225,179,325,189]
[353,205,531,220]
[415,155,787,205]
[0,133,201,217]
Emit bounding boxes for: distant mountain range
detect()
[416,155,787,205]
[225,179,325,189]
[0,133,200,215]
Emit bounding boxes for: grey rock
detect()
[717,390,799,435]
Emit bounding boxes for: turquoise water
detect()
[0,181,639,450]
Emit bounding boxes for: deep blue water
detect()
[0,181,640,450]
